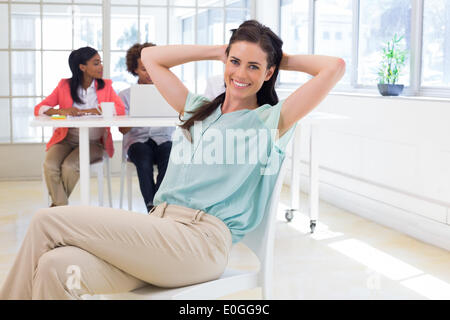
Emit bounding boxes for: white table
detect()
[285,111,349,232]
[31,115,179,206]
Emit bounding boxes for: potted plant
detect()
[377,33,407,96]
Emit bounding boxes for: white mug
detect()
[101,102,115,118]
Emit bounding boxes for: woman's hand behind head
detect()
[219,44,228,64]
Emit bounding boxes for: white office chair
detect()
[42,151,112,207]
[95,158,287,300]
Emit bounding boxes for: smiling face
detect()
[79,53,103,79]
[224,41,275,104]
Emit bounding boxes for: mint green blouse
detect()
[154,92,297,244]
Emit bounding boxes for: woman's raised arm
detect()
[140,45,226,115]
[278,54,346,137]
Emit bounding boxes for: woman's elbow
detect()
[334,58,346,78]
[141,46,156,65]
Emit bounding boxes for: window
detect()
[279,0,309,85]
[315,0,352,85]
[169,7,196,92]
[110,0,250,94]
[196,7,225,93]
[197,0,251,93]
[1,0,253,145]
[279,0,449,97]
[4,0,103,143]
[109,4,163,93]
[358,0,411,86]
[422,0,450,88]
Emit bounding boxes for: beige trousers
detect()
[0,202,231,300]
[43,139,104,206]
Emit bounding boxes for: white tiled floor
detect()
[1,177,449,299]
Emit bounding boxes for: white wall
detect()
[0,141,124,180]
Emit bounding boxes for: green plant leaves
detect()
[378,33,408,84]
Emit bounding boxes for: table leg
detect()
[309,124,319,233]
[285,125,302,222]
[79,127,90,205]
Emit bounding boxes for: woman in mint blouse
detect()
[154,92,297,244]
[147,20,345,244]
[0,20,345,299]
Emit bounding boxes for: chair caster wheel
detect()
[285,210,294,222]
[310,220,316,233]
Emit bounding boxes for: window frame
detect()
[0,0,255,145]
[1,0,106,145]
[277,0,450,99]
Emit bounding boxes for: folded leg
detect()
[32,246,147,300]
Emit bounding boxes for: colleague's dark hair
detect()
[126,42,156,76]
[68,46,104,104]
[179,20,283,133]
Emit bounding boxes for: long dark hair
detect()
[180,20,283,132]
[68,46,104,104]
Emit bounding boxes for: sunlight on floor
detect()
[329,239,423,281]
[276,198,450,300]
[401,274,450,300]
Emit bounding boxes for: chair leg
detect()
[97,162,104,206]
[260,249,274,300]
[126,163,133,211]
[104,156,112,208]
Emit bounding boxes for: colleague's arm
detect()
[34,80,82,117]
[34,83,60,116]
[42,107,79,116]
[140,45,226,114]
[278,54,346,137]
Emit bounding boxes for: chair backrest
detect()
[241,158,287,293]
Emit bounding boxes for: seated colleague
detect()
[118,42,175,213]
[35,46,125,207]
